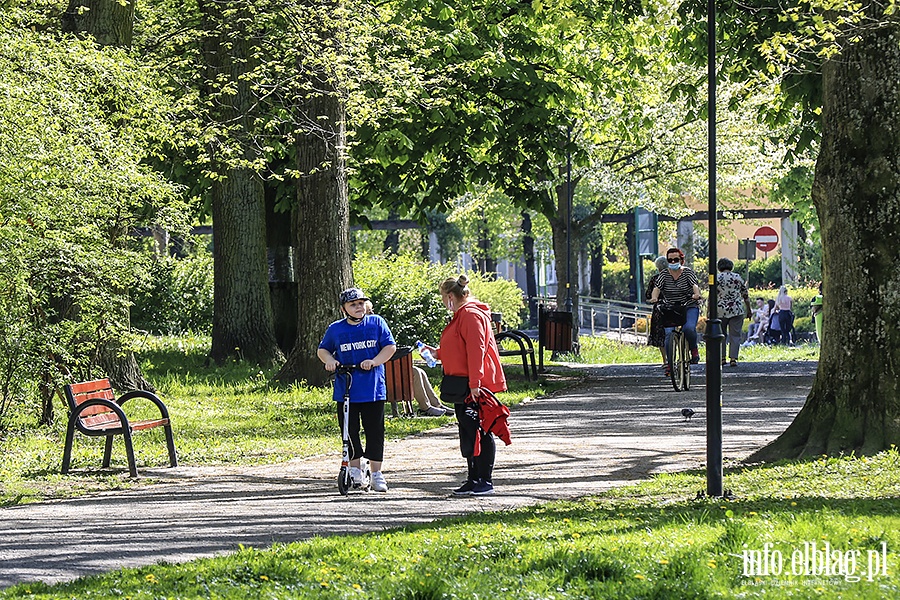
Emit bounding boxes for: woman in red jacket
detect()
[420,274,506,496]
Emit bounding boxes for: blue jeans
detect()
[664,306,699,364]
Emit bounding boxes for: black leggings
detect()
[336,401,385,462]
[454,402,495,483]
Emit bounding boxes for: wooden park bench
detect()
[61,378,178,478]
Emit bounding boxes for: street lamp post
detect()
[705,0,725,497]
[565,125,573,312]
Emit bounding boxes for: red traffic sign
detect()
[754,226,779,252]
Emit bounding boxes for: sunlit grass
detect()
[558,334,819,365]
[7,451,898,599]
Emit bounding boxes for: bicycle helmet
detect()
[340,288,368,305]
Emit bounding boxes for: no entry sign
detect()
[754,226,779,253]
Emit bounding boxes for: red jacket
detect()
[437,300,507,393]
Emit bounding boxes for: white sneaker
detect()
[371,471,388,492]
[349,466,364,488]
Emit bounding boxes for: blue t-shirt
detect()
[318,315,396,402]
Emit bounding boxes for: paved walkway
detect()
[0,361,817,589]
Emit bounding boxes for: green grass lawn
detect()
[555,333,820,365]
[0,334,570,506]
[4,451,897,599]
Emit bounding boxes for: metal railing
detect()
[534,295,653,342]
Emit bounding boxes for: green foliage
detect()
[352,253,456,348]
[130,251,214,335]
[0,17,186,426]
[601,261,631,300]
[467,273,526,329]
[747,254,783,289]
[352,254,527,346]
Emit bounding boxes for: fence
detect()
[534,296,653,342]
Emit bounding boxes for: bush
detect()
[353,254,526,347]
[794,316,814,333]
[602,261,631,300]
[747,255,782,288]
[468,274,525,329]
[353,253,453,348]
[130,253,214,334]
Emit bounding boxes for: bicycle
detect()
[658,302,691,392]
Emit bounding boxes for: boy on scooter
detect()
[317,288,396,492]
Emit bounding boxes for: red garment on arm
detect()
[436,300,507,393]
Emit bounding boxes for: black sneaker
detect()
[689,356,700,364]
[453,480,476,496]
[472,480,494,495]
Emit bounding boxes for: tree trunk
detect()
[266,182,298,355]
[551,182,580,321]
[203,2,283,366]
[589,239,603,298]
[521,211,538,326]
[749,17,900,461]
[62,0,134,46]
[276,81,352,387]
[209,170,283,364]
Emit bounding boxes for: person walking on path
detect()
[775,286,794,345]
[645,256,668,370]
[317,288,397,492]
[419,274,507,496]
[715,258,752,366]
[650,247,702,375]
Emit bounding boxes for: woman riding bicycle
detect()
[649,247,702,376]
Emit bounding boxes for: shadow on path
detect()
[0,361,816,588]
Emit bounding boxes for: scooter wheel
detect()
[337,466,350,496]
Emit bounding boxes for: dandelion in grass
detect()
[353,584,362,590]
[635,574,646,580]
[320,582,329,588]
[259,575,269,581]
[708,560,717,568]
[658,559,669,565]
[145,574,157,583]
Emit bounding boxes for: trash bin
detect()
[538,305,573,370]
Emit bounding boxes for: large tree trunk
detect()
[750,16,900,461]
[203,2,283,366]
[62,0,134,45]
[276,81,352,387]
[210,170,283,364]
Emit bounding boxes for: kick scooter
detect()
[335,364,370,495]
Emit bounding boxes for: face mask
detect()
[668,262,681,271]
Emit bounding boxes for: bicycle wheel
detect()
[337,466,350,496]
[680,331,691,391]
[670,330,686,391]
